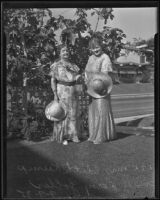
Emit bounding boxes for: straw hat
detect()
[45,101,67,121]
[86,73,113,98]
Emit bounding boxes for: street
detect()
[111,95,154,118]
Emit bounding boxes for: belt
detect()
[57,80,77,86]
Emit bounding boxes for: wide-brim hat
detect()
[45,101,67,121]
[86,72,113,98]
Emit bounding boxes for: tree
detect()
[58,8,126,69]
[4,8,126,87]
[4,8,58,88]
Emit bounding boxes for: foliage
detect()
[7,87,53,140]
[4,8,126,87]
[4,8,58,87]
[101,27,126,61]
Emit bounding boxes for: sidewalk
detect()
[111,93,154,99]
[114,113,154,124]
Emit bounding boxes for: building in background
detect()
[113,44,154,84]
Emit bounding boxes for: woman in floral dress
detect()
[85,37,117,144]
[50,44,82,145]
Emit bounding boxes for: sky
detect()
[50,7,157,42]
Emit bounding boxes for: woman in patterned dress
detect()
[85,37,117,144]
[50,44,82,145]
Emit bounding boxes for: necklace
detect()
[60,60,76,74]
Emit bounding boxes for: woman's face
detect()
[60,47,69,60]
[91,44,102,57]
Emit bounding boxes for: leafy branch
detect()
[4,8,126,87]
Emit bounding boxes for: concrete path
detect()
[114,113,154,124]
[111,93,154,99]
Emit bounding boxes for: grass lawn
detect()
[6,133,155,199]
[112,83,154,95]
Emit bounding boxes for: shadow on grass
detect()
[116,132,133,140]
[6,142,116,199]
[79,132,133,142]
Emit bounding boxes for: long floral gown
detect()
[85,53,117,143]
[50,60,81,143]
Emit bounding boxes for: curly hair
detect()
[89,37,103,50]
[56,44,69,54]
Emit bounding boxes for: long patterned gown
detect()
[50,60,81,143]
[85,53,117,143]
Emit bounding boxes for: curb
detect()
[114,113,154,124]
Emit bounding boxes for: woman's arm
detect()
[84,56,93,83]
[50,63,59,102]
[51,77,58,102]
[101,54,113,75]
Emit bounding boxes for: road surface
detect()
[111,95,154,119]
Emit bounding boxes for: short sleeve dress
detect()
[50,60,82,142]
[85,53,117,143]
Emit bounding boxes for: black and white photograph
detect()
[2,1,159,199]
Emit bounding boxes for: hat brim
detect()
[45,101,67,121]
[86,74,113,98]
[87,85,112,98]
[45,113,66,122]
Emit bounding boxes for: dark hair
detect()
[57,44,69,53]
[56,44,70,59]
[89,37,103,50]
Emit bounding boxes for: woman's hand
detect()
[75,74,83,83]
[84,72,91,85]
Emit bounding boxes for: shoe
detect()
[72,138,80,143]
[63,140,68,145]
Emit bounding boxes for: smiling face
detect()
[60,46,69,60]
[91,44,102,57]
